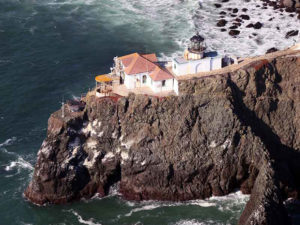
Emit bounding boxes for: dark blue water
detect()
[0,1,249,224]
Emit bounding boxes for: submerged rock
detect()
[229,29,240,36]
[217,19,228,27]
[286,30,299,38]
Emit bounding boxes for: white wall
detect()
[172,61,189,76]
[124,73,152,89]
[124,74,136,89]
[150,79,174,93]
[211,57,222,70]
[173,57,222,76]
[194,58,211,73]
[174,79,179,95]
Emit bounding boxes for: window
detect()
[162,80,166,87]
[142,75,147,84]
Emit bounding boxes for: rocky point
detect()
[25,51,300,225]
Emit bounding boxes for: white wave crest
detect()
[5,157,34,172]
[124,191,249,217]
[0,137,17,148]
[69,210,102,225]
[172,219,221,225]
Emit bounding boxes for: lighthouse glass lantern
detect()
[184,33,206,60]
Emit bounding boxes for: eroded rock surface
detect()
[25,53,300,224]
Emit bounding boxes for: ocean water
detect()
[0,0,298,224]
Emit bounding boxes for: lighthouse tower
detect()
[184,32,206,60]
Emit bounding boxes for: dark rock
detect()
[217,19,228,27]
[233,8,238,13]
[286,30,299,38]
[253,22,263,29]
[229,25,238,29]
[221,0,229,2]
[240,14,250,20]
[235,18,243,23]
[231,14,237,17]
[229,29,240,36]
[266,47,279,54]
[219,11,227,15]
[214,3,222,8]
[246,23,254,28]
[286,7,296,12]
[242,8,248,12]
[221,28,227,32]
[233,22,241,27]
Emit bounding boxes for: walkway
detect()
[170,47,300,81]
[113,84,175,97]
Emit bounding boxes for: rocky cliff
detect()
[25,51,300,225]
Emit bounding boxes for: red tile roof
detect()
[118,53,173,81]
[141,53,157,62]
[149,66,173,81]
[119,53,156,75]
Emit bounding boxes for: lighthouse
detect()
[184,32,206,60]
[171,33,222,76]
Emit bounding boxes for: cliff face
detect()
[25,53,300,225]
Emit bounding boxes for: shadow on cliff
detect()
[227,73,300,224]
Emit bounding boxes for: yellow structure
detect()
[95,74,113,83]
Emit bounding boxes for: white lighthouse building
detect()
[172,33,222,76]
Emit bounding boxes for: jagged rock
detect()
[285,30,299,38]
[214,3,222,8]
[253,22,263,29]
[217,19,228,27]
[229,29,240,36]
[24,53,300,225]
[240,14,250,20]
[229,25,238,29]
[266,47,278,54]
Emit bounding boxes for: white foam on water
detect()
[123,191,249,218]
[5,156,34,172]
[172,219,221,225]
[69,210,102,225]
[0,137,17,148]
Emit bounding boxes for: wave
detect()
[0,137,17,148]
[5,156,34,172]
[172,219,222,225]
[124,191,248,217]
[69,210,102,225]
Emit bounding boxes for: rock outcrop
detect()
[25,52,300,225]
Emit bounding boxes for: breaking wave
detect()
[0,137,17,148]
[124,191,249,217]
[172,219,222,225]
[32,0,299,58]
[5,157,34,172]
[69,210,103,225]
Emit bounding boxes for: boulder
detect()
[217,19,228,27]
[229,29,240,36]
[286,30,299,38]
